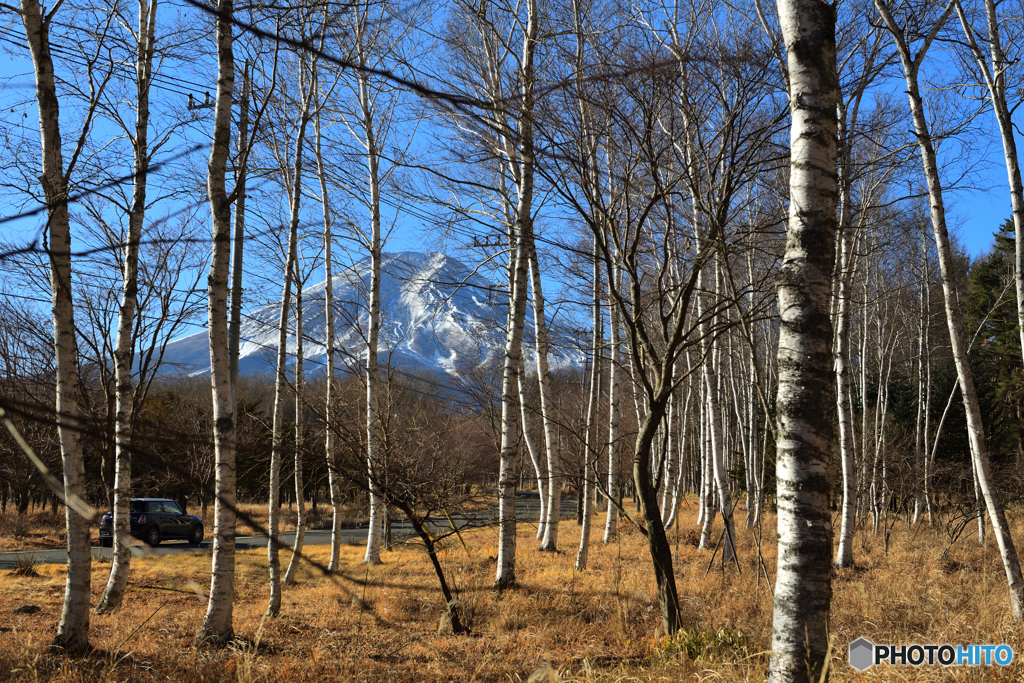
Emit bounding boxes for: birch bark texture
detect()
[495,0,540,588]
[20,0,93,652]
[768,0,838,679]
[198,0,237,645]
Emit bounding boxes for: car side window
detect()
[166,502,184,515]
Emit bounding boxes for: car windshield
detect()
[130,501,148,513]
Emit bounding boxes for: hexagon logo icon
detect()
[849,637,875,671]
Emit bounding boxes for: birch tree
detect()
[197,0,237,644]
[284,271,307,584]
[575,237,602,570]
[768,0,837,678]
[876,0,1024,618]
[95,0,159,614]
[264,25,319,614]
[953,0,1024,372]
[312,91,344,572]
[15,0,122,650]
[832,13,891,568]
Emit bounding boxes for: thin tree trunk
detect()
[833,96,863,567]
[576,239,602,570]
[97,0,157,614]
[603,263,621,543]
[530,244,561,552]
[285,283,305,584]
[705,265,736,561]
[267,94,310,617]
[229,63,249,419]
[922,237,933,523]
[698,366,715,548]
[954,0,1024,370]
[360,60,385,566]
[314,104,343,573]
[496,233,529,588]
[768,0,837,678]
[665,374,691,530]
[518,364,547,540]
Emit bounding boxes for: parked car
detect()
[98,498,204,548]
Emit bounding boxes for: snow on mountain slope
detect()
[158,251,583,378]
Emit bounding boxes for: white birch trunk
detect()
[833,210,858,567]
[603,263,621,543]
[768,0,838,678]
[229,64,248,419]
[496,0,539,577]
[495,0,540,582]
[496,234,529,587]
[661,389,677,525]
[284,284,305,584]
[922,238,933,523]
[198,0,237,643]
[97,0,157,614]
[913,225,927,526]
[664,376,691,530]
[576,239,602,570]
[518,365,547,541]
[267,93,310,616]
[530,245,561,551]
[706,267,736,560]
[359,60,385,566]
[314,104,343,573]
[21,0,92,650]
[954,0,1024,370]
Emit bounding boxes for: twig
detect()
[703,531,724,578]
[115,599,170,651]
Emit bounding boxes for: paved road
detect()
[0,491,577,570]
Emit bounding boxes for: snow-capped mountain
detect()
[158,251,583,378]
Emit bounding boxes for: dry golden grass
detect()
[0,508,68,552]
[1,499,1022,681]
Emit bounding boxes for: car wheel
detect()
[100,537,113,548]
[189,524,204,546]
[145,526,161,547]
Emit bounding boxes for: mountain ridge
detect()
[157,251,583,379]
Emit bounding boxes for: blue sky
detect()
[0,3,1018,345]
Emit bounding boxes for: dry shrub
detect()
[10,553,39,577]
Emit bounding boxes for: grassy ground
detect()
[1,500,1022,681]
[0,509,66,552]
